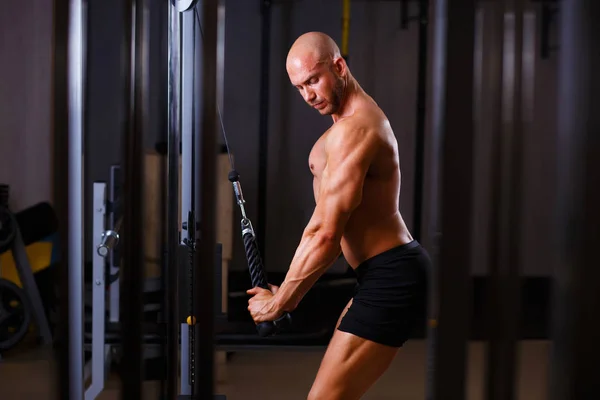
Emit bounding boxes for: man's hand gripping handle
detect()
[229,170,292,337]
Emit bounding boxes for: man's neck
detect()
[331,76,362,123]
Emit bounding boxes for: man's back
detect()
[309,97,413,268]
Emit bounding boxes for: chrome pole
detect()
[67,0,86,397]
[166,0,182,397]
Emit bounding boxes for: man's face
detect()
[287,58,345,115]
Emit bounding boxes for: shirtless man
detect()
[247,32,431,399]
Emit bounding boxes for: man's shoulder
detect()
[325,119,383,164]
[329,111,385,146]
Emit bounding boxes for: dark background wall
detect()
[467,1,560,277]
[0,0,54,210]
[0,0,560,277]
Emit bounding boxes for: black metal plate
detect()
[0,279,31,351]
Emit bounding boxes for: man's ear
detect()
[332,56,346,77]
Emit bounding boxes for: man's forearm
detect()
[273,230,341,312]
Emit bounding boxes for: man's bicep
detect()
[321,158,367,213]
[320,137,375,215]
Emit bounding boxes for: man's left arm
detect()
[247,123,379,322]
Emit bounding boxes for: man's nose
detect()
[303,89,316,103]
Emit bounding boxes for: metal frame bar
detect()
[9,223,53,345]
[180,9,195,230]
[66,0,86,397]
[174,0,219,397]
[216,0,226,115]
[425,0,476,398]
[120,0,147,397]
[54,0,70,393]
[549,0,600,398]
[166,2,182,391]
[411,0,429,241]
[180,327,191,393]
[194,0,218,396]
[84,182,108,400]
[257,0,272,262]
[109,165,121,323]
[484,1,524,398]
[179,4,196,395]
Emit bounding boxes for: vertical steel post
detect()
[425,0,476,399]
[65,0,86,397]
[179,2,195,395]
[194,0,219,397]
[257,0,272,261]
[180,7,195,231]
[485,0,524,398]
[109,165,121,323]
[412,0,430,241]
[86,182,107,400]
[166,1,182,397]
[53,0,70,395]
[549,1,600,399]
[120,0,147,397]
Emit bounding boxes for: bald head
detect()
[286,32,348,116]
[286,32,341,71]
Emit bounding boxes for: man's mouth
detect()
[313,101,326,109]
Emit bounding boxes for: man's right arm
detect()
[271,118,379,313]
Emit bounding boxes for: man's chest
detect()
[308,134,328,179]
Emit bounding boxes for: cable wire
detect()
[194,7,235,170]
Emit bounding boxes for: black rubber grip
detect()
[242,231,291,337]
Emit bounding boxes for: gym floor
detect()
[0,340,549,399]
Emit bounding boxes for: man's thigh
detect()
[335,298,353,329]
[308,329,399,400]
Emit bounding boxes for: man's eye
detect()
[309,78,318,84]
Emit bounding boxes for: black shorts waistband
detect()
[355,240,421,274]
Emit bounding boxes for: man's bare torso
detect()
[308,99,413,269]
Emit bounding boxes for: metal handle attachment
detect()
[97,230,120,257]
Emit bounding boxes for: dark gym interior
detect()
[0,0,598,399]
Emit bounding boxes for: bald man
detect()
[247,32,431,400]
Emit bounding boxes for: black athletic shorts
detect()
[337,240,430,348]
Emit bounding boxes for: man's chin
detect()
[315,104,335,115]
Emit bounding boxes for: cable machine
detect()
[168,0,289,397]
